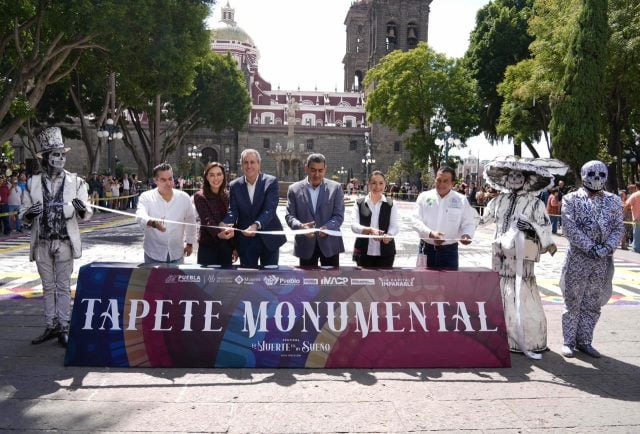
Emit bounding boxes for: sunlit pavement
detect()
[2,199,639,304]
[1,200,639,433]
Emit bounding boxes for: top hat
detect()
[36,127,71,158]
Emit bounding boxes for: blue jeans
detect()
[550,215,560,234]
[421,241,459,270]
[634,220,640,254]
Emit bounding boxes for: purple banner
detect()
[65,263,510,368]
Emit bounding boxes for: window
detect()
[306,139,314,150]
[386,22,397,51]
[394,141,401,152]
[343,115,356,128]
[302,113,316,126]
[263,138,270,149]
[260,112,275,124]
[407,23,418,49]
[349,140,358,151]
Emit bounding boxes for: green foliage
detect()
[1,141,14,161]
[465,0,534,142]
[365,42,478,175]
[170,52,251,133]
[603,0,640,188]
[0,0,102,140]
[385,159,415,185]
[549,0,609,176]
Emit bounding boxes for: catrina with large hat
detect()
[483,156,555,194]
[480,155,559,360]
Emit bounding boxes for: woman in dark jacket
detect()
[193,162,236,266]
[351,171,399,268]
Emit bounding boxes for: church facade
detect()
[182,0,433,183]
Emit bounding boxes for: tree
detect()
[29,1,217,177]
[385,160,415,185]
[171,52,252,135]
[0,1,101,144]
[549,0,609,177]
[603,0,640,189]
[110,0,215,177]
[495,0,581,158]
[465,0,534,150]
[365,42,479,175]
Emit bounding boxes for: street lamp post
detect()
[337,166,347,184]
[361,136,376,185]
[187,145,202,179]
[622,150,638,185]
[97,118,123,176]
[434,125,461,164]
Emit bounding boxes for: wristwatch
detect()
[254,221,261,230]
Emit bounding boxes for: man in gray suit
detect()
[286,153,345,267]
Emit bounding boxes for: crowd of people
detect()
[3,125,638,360]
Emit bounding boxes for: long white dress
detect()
[482,191,556,352]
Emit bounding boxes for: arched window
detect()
[354,70,364,92]
[343,115,357,128]
[407,23,418,49]
[302,113,316,126]
[260,112,275,125]
[386,22,397,51]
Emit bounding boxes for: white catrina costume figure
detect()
[559,161,624,359]
[19,127,92,348]
[481,156,557,359]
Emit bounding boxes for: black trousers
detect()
[299,242,340,267]
[356,254,395,268]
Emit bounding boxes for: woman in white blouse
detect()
[351,171,399,268]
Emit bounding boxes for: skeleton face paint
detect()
[48,151,66,174]
[580,160,607,192]
[506,170,525,190]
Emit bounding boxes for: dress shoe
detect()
[560,345,575,358]
[58,326,69,348]
[576,343,601,358]
[31,326,60,344]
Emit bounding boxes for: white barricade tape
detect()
[55,201,474,243]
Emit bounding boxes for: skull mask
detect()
[580,160,607,192]
[506,170,526,190]
[47,150,66,175]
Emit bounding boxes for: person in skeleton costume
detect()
[559,161,624,358]
[481,156,557,360]
[19,127,92,348]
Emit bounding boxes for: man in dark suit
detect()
[222,149,286,267]
[285,153,345,267]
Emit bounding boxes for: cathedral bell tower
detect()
[343,0,433,92]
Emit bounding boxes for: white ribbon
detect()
[57,202,476,243]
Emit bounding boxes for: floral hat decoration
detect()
[483,156,555,194]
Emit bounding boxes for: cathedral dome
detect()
[210,2,255,47]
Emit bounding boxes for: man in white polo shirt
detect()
[410,166,477,270]
[136,163,197,264]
